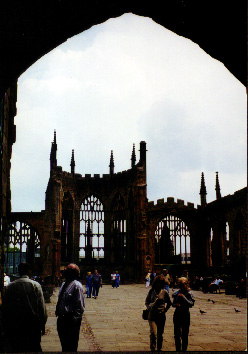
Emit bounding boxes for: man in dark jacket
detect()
[2,262,47,352]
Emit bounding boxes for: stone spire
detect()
[70,149,75,175]
[50,130,57,171]
[131,143,136,168]
[215,171,221,199]
[200,172,207,206]
[109,150,114,175]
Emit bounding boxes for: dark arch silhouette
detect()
[0,0,246,97]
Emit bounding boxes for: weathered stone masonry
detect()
[4,132,246,283]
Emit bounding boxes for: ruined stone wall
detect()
[204,187,247,272]
[0,83,17,293]
[147,197,204,273]
[41,142,148,282]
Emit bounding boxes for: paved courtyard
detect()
[41,284,247,352]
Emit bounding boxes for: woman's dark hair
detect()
[152,275,166,290]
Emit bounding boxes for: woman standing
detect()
[145,275,171,351]
[172,277,195,352]
[145,272,151,287]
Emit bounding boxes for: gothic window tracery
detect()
[4,221,40,274]
[61,192,74,263]
[225,222,230,258]
[112,194,126,262]
[155,214,191,265]
[210,228,213,267]
[79,195,104,261]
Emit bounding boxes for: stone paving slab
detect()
[41,284,247,352]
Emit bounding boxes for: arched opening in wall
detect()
[61,192,74,263]
[210,228,213,267]
[225,222,230,261]
[79,195,104,262]
[4,221,40,274]
[111,194,126,263]
[11,14,247,215]
[155,214,191,265]
[234,212,245,257]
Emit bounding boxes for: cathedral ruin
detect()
[4,131,246,283]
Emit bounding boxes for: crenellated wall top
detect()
[148,197,196,210]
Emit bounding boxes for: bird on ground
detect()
[234,308,241,312]
[212,300,215,304]
[208,299,211,301]
[200,309,207,314]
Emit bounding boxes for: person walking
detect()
[86,271,93,298]
[145,275,172,351]
[111,270,117,288]
[115,270,120,288]
[55,263,85,352]
[162,269,171,293]
[92,269,102,298]
[172,277,195,352]
[2,262,47,353]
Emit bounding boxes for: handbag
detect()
[142,309,149,320]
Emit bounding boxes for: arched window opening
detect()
[4,221,40,274]
[112,194,126,263]
[61,192,74,263]
[234,212,245,257]
[226,222,230,257]
[79,195,104,261]
[155,214,191,265]
[210,228,213,267]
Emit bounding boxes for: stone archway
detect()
[0,1,246,97]
[0,1,246,289]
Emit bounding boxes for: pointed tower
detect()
[50,130,57,171]
[70,150,75,175]
[131,143,136,168]
[215,171,221,199]
[200,172,207,206]
[109,150,114,175]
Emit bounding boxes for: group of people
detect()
[145,272,195,352]
[2,262,85,352]
[2,263,193,353]
[110,270,121,288]
[2,263,121,352]
[145,269,194,352]
[85,269,102,298]
[146,269,175,292]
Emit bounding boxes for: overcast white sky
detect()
[11,13,247,212]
